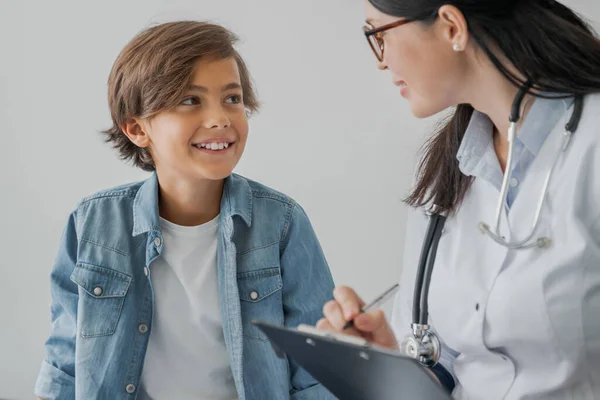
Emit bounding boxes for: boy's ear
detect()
[121,118,150,148]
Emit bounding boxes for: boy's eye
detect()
[182,96,200,106]
[225,94,242,105]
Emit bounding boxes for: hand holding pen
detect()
[316,283,400,350]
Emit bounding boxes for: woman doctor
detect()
[317,0,600,398]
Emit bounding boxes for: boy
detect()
[35,21,335,400]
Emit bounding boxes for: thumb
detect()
[354,310,398,350]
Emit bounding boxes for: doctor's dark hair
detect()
[368,0,600,213]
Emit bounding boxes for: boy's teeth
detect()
[198,142,231,150]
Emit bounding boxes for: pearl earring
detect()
[453,43,461,51]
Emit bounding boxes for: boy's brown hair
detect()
[104,21,260,171]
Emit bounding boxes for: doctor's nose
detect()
[376,59,388,71]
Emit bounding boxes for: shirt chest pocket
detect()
[237,267,283,341]
[70,262,132,338]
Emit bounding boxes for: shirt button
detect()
[510,177,519,187]
[126,384,136,393]
[154,237,162,247]
[475,303,480,311]
[93,286,103,296]
[144,267,149,277]
[250,291,259,300]
[139,324,148,334]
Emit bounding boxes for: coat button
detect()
[125,384,136,393]
[93,286,103,296]
[250,291,259,300]
[154,237,162,247]
[139,324,148,334]
[144,267,149,277]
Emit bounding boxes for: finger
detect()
[316,318,334,331]
[333,286,365,320]
[354,309,399,349]
[316,318,365,339]
[322,300,347,331]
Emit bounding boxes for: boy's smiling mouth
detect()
[192,139,236,152]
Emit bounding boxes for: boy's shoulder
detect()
[230,173,310,218]
[228,174,310,226]
[68,180,148,249]
[77,180,145,207]
[233,174,297,207]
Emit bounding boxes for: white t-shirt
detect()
[139,215,238,400]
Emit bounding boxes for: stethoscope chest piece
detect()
[402,323,441,367]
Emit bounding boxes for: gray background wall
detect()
[1,0,598,398]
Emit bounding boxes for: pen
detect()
[343,283,400,330]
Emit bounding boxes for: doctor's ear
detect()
[436,5,469,52]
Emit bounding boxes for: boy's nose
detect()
[204,108,231,129]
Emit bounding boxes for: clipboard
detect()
[253,321,452,400]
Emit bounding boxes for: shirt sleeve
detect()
[280,203,336,398]
[34,211,80,400]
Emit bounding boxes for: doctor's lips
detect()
[393,80,408,96]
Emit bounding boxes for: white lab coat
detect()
[392,93,600,399]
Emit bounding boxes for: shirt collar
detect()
[457,94,575,177]
[132,172,253,236]
[518,94,574,156]
[221,173,253,228]
[456,110,494,177]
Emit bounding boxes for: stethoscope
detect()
[402,85,585,367]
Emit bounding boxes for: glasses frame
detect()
[363,19,412,62]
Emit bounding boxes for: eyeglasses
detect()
[363,19,413,62]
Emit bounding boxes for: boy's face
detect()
[133,57,249,182]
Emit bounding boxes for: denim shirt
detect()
[35,173,336,400]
